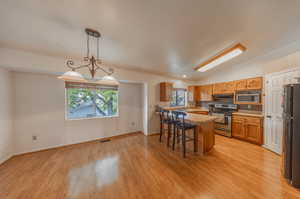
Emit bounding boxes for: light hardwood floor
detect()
[1,134,300,199]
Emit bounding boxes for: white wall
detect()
[13,72,144,154]
[0,68,13,164]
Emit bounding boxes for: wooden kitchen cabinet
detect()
[232,117,246,139]
[160,82,173,101]
[224,81,236,93]
[246,77,262,90]
[235,80,247,90]
[187,86,201,102]
[188,86,195,102]
[235,77,262,91]
[213,81,235,94]
[199,84,213,101]
[213,83,224,94]
[232,115,263,145]
[194,86,201,102]
[244,122,262,144]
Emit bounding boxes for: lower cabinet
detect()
[232,117,245,139]
[232,115,263,145]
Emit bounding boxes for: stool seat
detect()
[176,122,196,130]
[162,119,172,124]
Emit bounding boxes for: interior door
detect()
[265,74,284,154]
[264,71,299,154]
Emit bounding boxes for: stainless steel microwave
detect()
[235,92,261,103]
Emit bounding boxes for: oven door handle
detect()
[215,127,227,131]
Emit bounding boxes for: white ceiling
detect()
[1,0,300,80]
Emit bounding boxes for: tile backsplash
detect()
[238,104,262,111]
[197,101,262,112]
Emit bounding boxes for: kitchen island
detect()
[160,107,217,155]
[185,113,217,154]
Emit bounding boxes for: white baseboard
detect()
[14,143,67,156]
[14,131,144,156]
[0,154,13,165]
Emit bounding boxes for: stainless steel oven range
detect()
[209,104,237,137]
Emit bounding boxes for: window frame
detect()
[170,88,187,107]
[64,83,119,121]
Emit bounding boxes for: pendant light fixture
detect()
[58,28,119,85]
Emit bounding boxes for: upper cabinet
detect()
[212,83,223,94]
[160,82,173,101]
[194,86,201,102]
[185,77,263,102]
[246,77,262,90]
[236,77,262,91]
[213,81,235,94]
[199,84,213,101]
[187,86,195,102]
[235,80,247,90]
[188,85,212,102]
[224,81,236,93]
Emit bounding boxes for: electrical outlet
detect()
[131,122,135,126]
[32,135,37,141]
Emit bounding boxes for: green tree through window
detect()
[66,87,118,119]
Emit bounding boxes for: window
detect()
[171,89,186,106]
[66,82,118,120]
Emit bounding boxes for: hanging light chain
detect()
[97,37,100,60]
[86,33,90,58]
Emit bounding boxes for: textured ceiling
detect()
[1,0,300,80]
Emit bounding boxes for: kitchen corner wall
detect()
[0,68,13,164]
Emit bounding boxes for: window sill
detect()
[65,114,119,121]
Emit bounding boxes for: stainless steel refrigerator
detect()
[283,84,300,188]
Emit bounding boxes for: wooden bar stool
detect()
[159,109,172,146]
[171,111,197,158]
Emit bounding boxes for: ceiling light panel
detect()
[195,43,246,72]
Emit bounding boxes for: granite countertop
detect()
[156,106,215,124]
[185,108,209,112]
[185,113,217,124]
[161,106,209,112]
[232,111,264,118]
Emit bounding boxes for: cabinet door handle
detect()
[266,115,272,118]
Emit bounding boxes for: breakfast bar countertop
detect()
[232,111,264,118]
[156,107,215,124]
[185,113,217,124]
[185,108,209,112]
[161,106,209,112]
